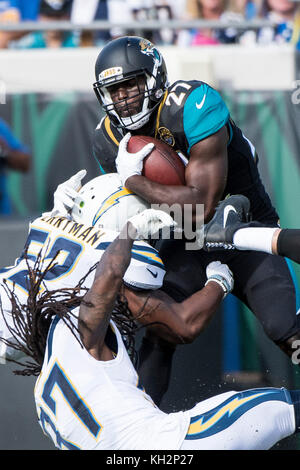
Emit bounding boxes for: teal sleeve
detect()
[183,84,230,153]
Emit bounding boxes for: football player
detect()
[91,36,300,392]
[0,170,233,404]
[7,205,300,450]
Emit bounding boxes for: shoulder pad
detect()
[183,83,230,152]
[93,116,122,173]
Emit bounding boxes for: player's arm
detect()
[78,210,174,360]
[123,260,233,344]
[116,84,229,222]
[185,126,228,221]
[123,126,228,222]
[78,222,134,360]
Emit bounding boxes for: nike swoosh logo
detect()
[147,268,158,278]
[196,94,206,109]
[223,205,237,228]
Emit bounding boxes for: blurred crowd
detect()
[0,0,299,48]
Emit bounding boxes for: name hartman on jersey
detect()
[41,215,105,247]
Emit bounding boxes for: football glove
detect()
[43,169,87,217]
[205,261,234,298]
[128,209,175,240]
[116,132,154,185]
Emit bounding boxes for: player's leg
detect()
[189,242,300,365]
[137,330,176,406]
[229,226,300,264]
[203,194,300,358]
[204,194,300,264]
[229,249,300,358]
[157,237,208,301]
[204,194,278,253]
[276,229,300,264]
[137,237,208,404]
[180,387,297,450]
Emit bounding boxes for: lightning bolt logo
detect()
[131,248,164,267]
[93,187,133,226]
[186,388,288,440]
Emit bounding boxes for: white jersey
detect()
[34,317,190,450]
[0,215,165,360]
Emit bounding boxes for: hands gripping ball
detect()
[127,135,186,186]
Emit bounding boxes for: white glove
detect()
[128,208,175,240]
[116,132,154,185]
[205,261,234,298]
[43,169,87,217]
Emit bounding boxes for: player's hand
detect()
[116,132,154,185]
[128,208,175,240]
[44,169,87,217]
[205,261,234,298]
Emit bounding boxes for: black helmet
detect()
[93,36,169,130]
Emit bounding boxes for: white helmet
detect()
[71,173,150,232]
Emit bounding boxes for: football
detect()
[127,135,186,185]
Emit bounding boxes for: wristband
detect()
[205,275,231,298]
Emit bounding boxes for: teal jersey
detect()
[183,83,230,152]
[156,80,230,155]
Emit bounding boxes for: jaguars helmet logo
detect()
[139,38,154,54]
[139,39,162,64]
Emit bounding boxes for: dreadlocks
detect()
[1,241,179,377]
[0,248,141,376]
[0,249,87,375]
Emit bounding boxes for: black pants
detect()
[157,238,299,344]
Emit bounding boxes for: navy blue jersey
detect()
[93,80,278,223]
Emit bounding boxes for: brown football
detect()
[127,135,186,185]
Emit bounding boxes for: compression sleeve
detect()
[277,229,300,264]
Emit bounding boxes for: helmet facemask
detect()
[95,72,163,130]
